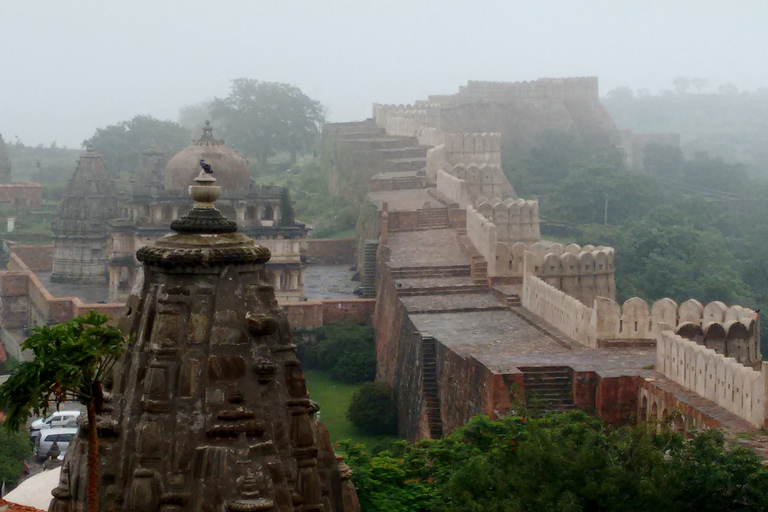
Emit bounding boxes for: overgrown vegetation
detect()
[259,159,360,238]
[505,128,768,351]
[341,411,768,512]
[347,381,397,436]
[299,322,375,384]
[0,428,32,487]
[84,115,191,176]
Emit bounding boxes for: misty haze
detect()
[1,2,768,511]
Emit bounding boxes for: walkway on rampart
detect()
[368,189,435,212]
[373,182,766,441]
[385,228,656,378]
[387,229,468,268]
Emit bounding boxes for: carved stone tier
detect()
[50,174,358,512]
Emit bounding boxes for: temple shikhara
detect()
[50,171,358,511]
[48,122,308,302]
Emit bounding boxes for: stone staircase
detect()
[397,282,487,297]
[361,240,378,298]
[417,208,450,229]
[422,336,444,439]
[490,285,523,307]
[391,265,471,280]
[520,366,576,413]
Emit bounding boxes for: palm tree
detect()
[0,311,127,512]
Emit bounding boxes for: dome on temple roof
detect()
[163,121,250,191]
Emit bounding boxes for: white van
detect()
[29,410,81,440]
[35,427,78,460]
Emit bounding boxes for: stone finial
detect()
[196,120,224,146]
[169,170,237,234]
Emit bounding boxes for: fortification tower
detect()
[0,132,11,183]
[49,171,358,511]
[51,147,118,283]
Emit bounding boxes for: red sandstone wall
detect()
[302,239,356,264]
[0,183,43,209]
[0,271,30,328]
[448,208,466,229]
[638,380,735,431]
[387,211,418,231]
[438,345,497,436]
[595,376,642,426]
[7,253,27,272]
[283,301,324,331]
[373,257,427,441]
[282,299,375,331]
[322,299,375,325]
[10,245,53,271]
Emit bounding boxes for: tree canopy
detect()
[0,311,128,512]
[340,411,768,512]
[84,115,190,175]
[209,78,325,164]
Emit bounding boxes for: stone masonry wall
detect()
[656,331,766,428]
[521,253,759,357]
[302,238,356,264]
[282,299,375,331]
[373,254,427,441]
[9,244,53,270]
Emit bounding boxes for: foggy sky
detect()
[1,0,765,147]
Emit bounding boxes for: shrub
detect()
[301,322,375,384]
[347,381,397,436]
[0,428,31,486]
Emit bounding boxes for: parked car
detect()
[29,410,81,440]
[34,427,78,460]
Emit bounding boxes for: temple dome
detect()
[164,121,250,191]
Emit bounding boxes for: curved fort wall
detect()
[655,331,766,428]
[521,251,760,366]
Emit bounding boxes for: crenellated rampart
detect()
[456,77,599,101]
[522,267,596,346]
[521,253,760,364]
[655,331,766,428]
[372,103,444,147]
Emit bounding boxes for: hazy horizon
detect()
[1,0,766,147]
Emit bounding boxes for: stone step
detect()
[398,285,487,297]
[379,146,428,159]
[392,266,471,279]
[385,157,427,172]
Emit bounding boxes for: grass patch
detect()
[304,369,397,449]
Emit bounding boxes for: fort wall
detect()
[301,238,356,264]
[0,182,42,210]
[7,244,53,270]
[655,331,766,428]
[521,253,759,360]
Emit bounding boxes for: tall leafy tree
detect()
[0,312,128,512]
[210,78,325,164]
[84,115,191,175]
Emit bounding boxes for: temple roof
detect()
[163,121,250,192]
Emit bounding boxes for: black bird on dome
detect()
[200,159,213,174]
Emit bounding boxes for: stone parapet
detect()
[656,331,766,428]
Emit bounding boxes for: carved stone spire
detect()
[51,147,117,283]
[49,169,359,511]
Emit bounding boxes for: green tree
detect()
[347,381,397,436]
[84,115,191,175]
[0,428,32,487]
[0,312,128,512]
[580,208,753,305]
[210,78,325,165]
[546,164,662,226]
[300,322,376,384]
[340,411,768,512]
